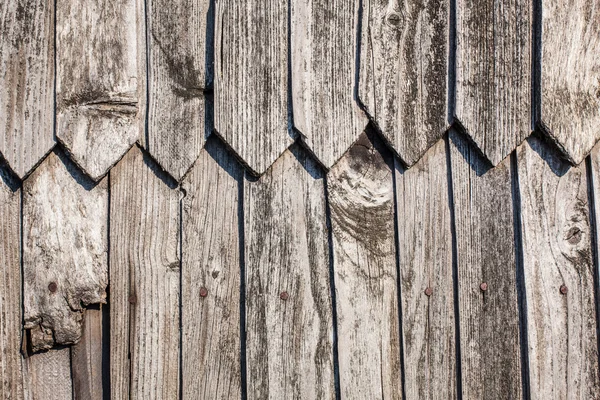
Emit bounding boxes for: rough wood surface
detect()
[540,0,600,165]
[449,131,522,399]
[359,0,449,167]
[181,139,242,399]
[455,0,531,165]
[110,145,180,399]
[23,151,108,351]
[395,139,455,399]
[291,0,368,169]
[56,0,144,181]
[146,0,209,181]
[245,147,335,399]
[71,307,104,400]
[327,131,401,399]
[26,348,72,400]
[519,136,600,399]
[215,0,291,175]
[0,0,55,178]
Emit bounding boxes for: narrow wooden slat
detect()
[23,151,108,351]
[245,147,335,399]
[181,139,242,399]
[359,0,449,167]
[327,131,401,399]
[56,0,144,181]
[519,136,600,399]
[540,0,600,165]
[0,0,54,178]
[71,307,104,400]
[455,0,531,165]
[110,145,180,399]
[26,348,73,400]
[215,0,291,175]
[290,0,367,168]
[449,131,522,398]
[395,140,455,399]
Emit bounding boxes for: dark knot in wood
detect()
[386,12,401,27]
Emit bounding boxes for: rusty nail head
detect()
[387,12,401,26]
[424,287,433,297]
[560,285,568,295]
[48,282,58,293]
[199,287,209,298]
[280,291,289,301]
[128,294,137,304]
[480,282,488,292]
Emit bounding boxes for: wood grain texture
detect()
[181,139,242,399]
[519,136,600,399]
[110,145,180,399]
[540,0,600,165]
[244,146,335,399]
[449,131,522,399]
[359,0,449,167]
[23,151,108,351]
[455,0,531,165]
[56,0,144,181]
[0,0,55,178]
[215,0,291,175]
[146,0,209,181]
[328,131,401,399]
[291,0,368,169]
[71,307,104,400]
[395,139,455,399]
[26,348,73,400]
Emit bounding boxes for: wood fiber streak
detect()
[395,140,455,399]
[449,131,522,399]
[26,348,72,400]
[540,0,600,165]
[359,0,449,166]
[181,141,242,399]
[455,0,531,165]
[291,0,368,168]
[147,0,209,181]
[328,132,401,399]
[110,146,180,399]
[245,148,335,399]
[215,0,291,175]
[71,307,104,400]
[519,137,600,399]
[23,152,108,351]
[56,0,144,181]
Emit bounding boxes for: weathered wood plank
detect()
[215,0,291,175]
[395,139,455,399]
[71,306,104,400]
[0,0,54,178]
[449,130,522,398]
[110,145,180,399]
[327,130,401,399]
[519,136,600,399]
[291,0,368,169]
[56,0,144,181]
[359,0,449,167]
[245,146,335,399]
[181,138,242,399]
[23,151,108,351]
[26,348,73,400]
[455,0,531,165]
[146,0,209,181]
[539,0,600,165]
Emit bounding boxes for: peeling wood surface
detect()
[26,348,73,400]
[71,307,104,400]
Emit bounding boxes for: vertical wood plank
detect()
[449,131,523,398]
[26,348,73,400]
[327,131,401,399]
[519,136,600,399]
[71,307,104,400]
[245,147,335,399]
[395,140,456,399]
[181,139,242,399]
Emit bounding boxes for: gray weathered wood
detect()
[328,131,401,399]
[539,0,600,165]
[110,145,180,399]
[56,0,144,181]
[146,0,209,181]
[215,0,291,175]
[449,130,522,399]
[71,307,104,400]
[26,348,73,400]
[23,151,108,351]
[291,0,368,169]
[245,147,335,399]
[395,139,455,399]
[519,136,600,399]
[455,0,531,165]
[0,0,55,178]
[181,139,242,399]
[359,0,449,167]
